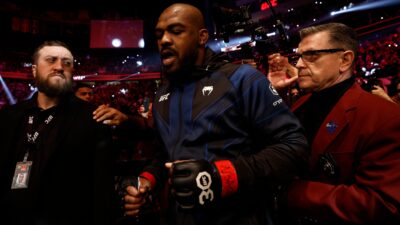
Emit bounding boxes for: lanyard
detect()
[24,113,54,161]
[26,113,54,144]
[11,112,55,189]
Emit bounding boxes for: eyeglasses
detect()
[291,48,345,63]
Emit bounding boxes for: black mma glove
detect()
[115,176,138,213]
[170,159,238,210]
[116,176,138,200]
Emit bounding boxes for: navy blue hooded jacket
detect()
[145,48,308,225]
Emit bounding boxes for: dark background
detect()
[0,0,399,56]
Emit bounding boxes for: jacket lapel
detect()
[292,84,362,168]
[311,84,360,158]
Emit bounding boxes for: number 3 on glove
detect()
[170,159,238,210]
[196,171,214,205]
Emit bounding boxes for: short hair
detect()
[299,23,358,59]
[74,83,92,92]
[32,40,72,64]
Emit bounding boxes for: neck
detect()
[335,71,352,84]
[37,92,59,110]
[195,48,206,66]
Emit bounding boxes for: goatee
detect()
[35,74,72,97]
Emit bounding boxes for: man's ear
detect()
[199,29,209,46]
[31,65,37,78]
[339,50,354,73]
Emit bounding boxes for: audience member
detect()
[74,82,94,102]
[392,80,400,104]
[123,3,308,225]
[90,86,158,225]
[268,23,400,225]
[93,103,129,125]
[0,40,116,225]
[93,101,156,163]
[371,79,400,105]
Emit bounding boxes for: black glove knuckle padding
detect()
[171,160,217,210]
[171,188,195,210]
[173,161,200,182]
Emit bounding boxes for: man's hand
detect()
[124,177,151,217]
[93,104,128,126]
[267,53,298,90]
[166,159,238,210]
[371,85,394,102]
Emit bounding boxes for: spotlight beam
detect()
[0,74,17,105]
[332,0,400,16]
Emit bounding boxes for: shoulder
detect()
[60,95,101,126]
[338,85,400,128]
[67,95,96,112]
[217,63,267,86]
[225,63,262,77]
[0,99,32,118]
[357,88,400,116]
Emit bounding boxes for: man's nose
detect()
[296,57,306,68]
[160,32,172,46]
[53,59,64,71]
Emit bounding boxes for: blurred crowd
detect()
[1,32,399,110]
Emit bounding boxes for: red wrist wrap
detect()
[214,160,238,197]
[140,172,156,190]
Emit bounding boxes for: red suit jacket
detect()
[287,83,400,224]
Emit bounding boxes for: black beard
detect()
[35,74,72,97]
[164,54,199,82]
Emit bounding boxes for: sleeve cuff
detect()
[214,160,239,197]
[139,171,157,190]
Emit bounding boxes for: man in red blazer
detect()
[268,23,400,224]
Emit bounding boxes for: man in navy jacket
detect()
[123,3,309,225]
